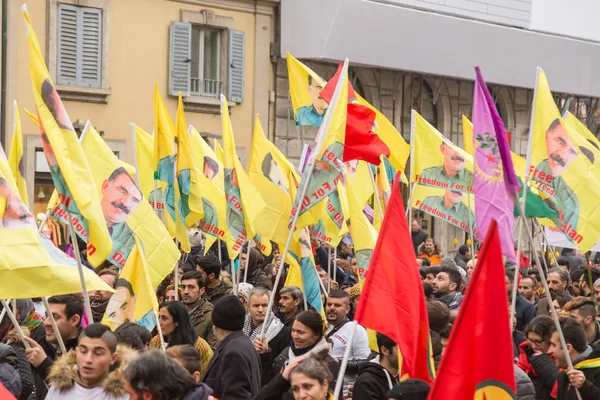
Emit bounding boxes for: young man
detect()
[23,294,84,400]
[548,317,600,400]
[326,289,371,395]
[90,270,118,323]
[180,271,218,349]
[196,254,232,305]
[45,323,134,400]
[454,244,471,270]
[278,286,304,328]
[506,270,536,332]
[564,297,600,345]
[244,287,291,385]
[353,333,399,400]
[203,295,261,399]
[518,276,538,305]
[432,266,463,316]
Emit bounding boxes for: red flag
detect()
[354,173,434,383]
[320,64,390,165]
[0,383,17,400]
[428,219,516,399]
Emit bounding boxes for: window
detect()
[57,4,102,88]
[169,21,245,106]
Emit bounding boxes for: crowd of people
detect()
[0,221,599,400]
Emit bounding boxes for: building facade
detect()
[0,0,279,215]
[277,0,600,253]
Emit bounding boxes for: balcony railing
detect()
[190,78,221,99]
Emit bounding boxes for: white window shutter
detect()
[169,22,191,96]
[57,4,78,85]
[228,29,245,103]
[80,8,102,87]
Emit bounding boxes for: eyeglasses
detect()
[527,337,546,346]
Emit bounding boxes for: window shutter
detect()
[57,4,78,86]
[169,22,192,96]
[80,8,102,87]
[228,29,245,103]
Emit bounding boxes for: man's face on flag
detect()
[545,122,577,177]
[101,170,142,226]
[307,76,327,115]
[440,142,465,174]
[105,286,134,326]
[0,178,36,229]
[443,190,463,207]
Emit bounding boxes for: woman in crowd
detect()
[149,301,213,377]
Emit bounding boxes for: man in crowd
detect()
[537,267,572,316]
[570,268,586,297]
[352,333,399,400]
[424,266,441,287]
[244,287,291,385]
[564,297,600,345]
[557,257,571,272]
[594,279,600,304]
[506,270,536,332]
[196,254,232,305]
[418,238,442,265]
[338,235,355,263]
[578,269,600,298]
[22,294,84,400]
[90,269,118,323]
[278,286,304,328]
[325,289,371,394]
[411,219,428,255]
[561,248,586,272]
[548,317,600,399]
[518,276,538,305]
[454,244,471,270]
[180,271,217,349]
[45,323,132,399]
[203,295,261,399]
[432,266,463,316]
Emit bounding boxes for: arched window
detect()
[402,76,437,138]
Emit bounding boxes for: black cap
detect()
[212,295,245,331]
[388,379,431,400]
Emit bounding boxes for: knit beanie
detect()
[212,295,245,331]
[388,379,430,400]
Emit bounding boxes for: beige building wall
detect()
[3,0,278,214]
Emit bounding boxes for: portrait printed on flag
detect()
[294,74,327,127]
[104,278,135,326]
[0,177,36,229]
[413,185,477,236]
[224,168,246,243]
[261,152,289,194]
[418,141,474,192]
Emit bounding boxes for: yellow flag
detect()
[221,95,267,258]
[23,7,111,266]
[0,141,113,298]
[373,160,391,231]
[154,85,190,252]
[308,181,350,247]
[102,236,159,331]
[347,160,375,210]
[411,110,474,193]
[564,112,600,150]
[249,115,299,245]
[462,115,474,155]
[286,52,409,172]
[132,124,155,200]
[189,125,237,254]
[214,141,224,163]
[8,101,28,206]
[175,93,204,226]
[528,69,600,251]
[23,107,39,126]
[80,122,180,280]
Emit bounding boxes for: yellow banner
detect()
[528,69,600,251]
[308,182,349,247]
[8,101,28,206]
[373,160,391,231]
[411,110,474,193]
[132,124,155,200]
[564,112,600,150]
[346,179,378,282]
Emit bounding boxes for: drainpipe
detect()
[1,0,8,147]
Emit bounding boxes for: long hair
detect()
[160,301,197,346]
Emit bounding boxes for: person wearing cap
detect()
[353,333,399,400]
[388,379,430,400]
[202,295,261,400]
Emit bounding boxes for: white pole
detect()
[327,246,332,294]
[37,210,50,233]
[66,212,94,325]
[370,165,384,223]
[217,238,222,263]
[231,259,237,294]
[406,183,416,218]
[407,109,417,226]
[0,306,6,326]
[0,300,31,349]
[243,241,251,283]
[259,59,350,339]
[154,309,166,351]
[466,193,476,259]
[510,216,523,331]
[174,240,180,301]
[41,297,66,354]
[333,320,358,400]
[333,247,338,285]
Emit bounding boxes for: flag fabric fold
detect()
[472,67,517,262]
[428,219,516,399]
[354,173,434,383]
[8,101,28,206]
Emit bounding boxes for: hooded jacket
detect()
[203,280,233,305]
[188,298,218,349]
[352,356,399,400]
[557,345,600,400]
[44,344,137,400]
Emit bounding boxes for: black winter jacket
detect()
[557,345,600,400]
[352,359,398,400]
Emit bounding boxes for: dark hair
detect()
[570,268,585,285]
[419,258,431,267]
[295,310,325,340]
[521,276,537,289]
[307,74,313,86]
[165,344,202,375]
[160,302,197,346]
[548,118,563,134]
[291,355,332,388]
[559,317,588,353]
[376,333,396,355]
[525,316,555,342]
[556,257,570,267]
[115,322,152,351]
[263,263,275,277]
[203,156,219,175]
[426,266,441,277]
[528,269,541,282]
[195,254,221,279]
[98,270,118,287]
[564,296,596,320]
[180,271,205,290]
[48,294,84,323]
[178,262,194,275]
[439,266,462,290]
[427,300,450,333]
[79,323,118,353]
[280,286,304,302]
[505,269,516,283]
[554,295,572,309]
[328,289,349,304]
[548,267,570,284]
[580,268,600,289]
[439,325,452,340]
[422,282,433,299]
[389,379,431,400]
[125,350,196,399]
[458,245,469,256]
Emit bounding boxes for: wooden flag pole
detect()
[65,212,94,325]
[41,297,67,355]
[153,308,166,351]
[258,59,350,339]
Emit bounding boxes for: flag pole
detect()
[231,259,237,294]
[0,300,31,350]
[41,297,66,354]
[370,165,384,223]
[514,198,582,384]
[37,210,50,233]
[217,238,222,263]
[0,306,6,326]
[333,320,358,400]
[174,240,179,301]
[259,59,350,339]
[509,216,523,331]
[153,308,166,351]
[333,247,338,286]
[65,212,94,325]
[466,192,476,259]
[534,219,558,267]
[327,246,332,293]
[243,241,251,283]
[407,109,417,224]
